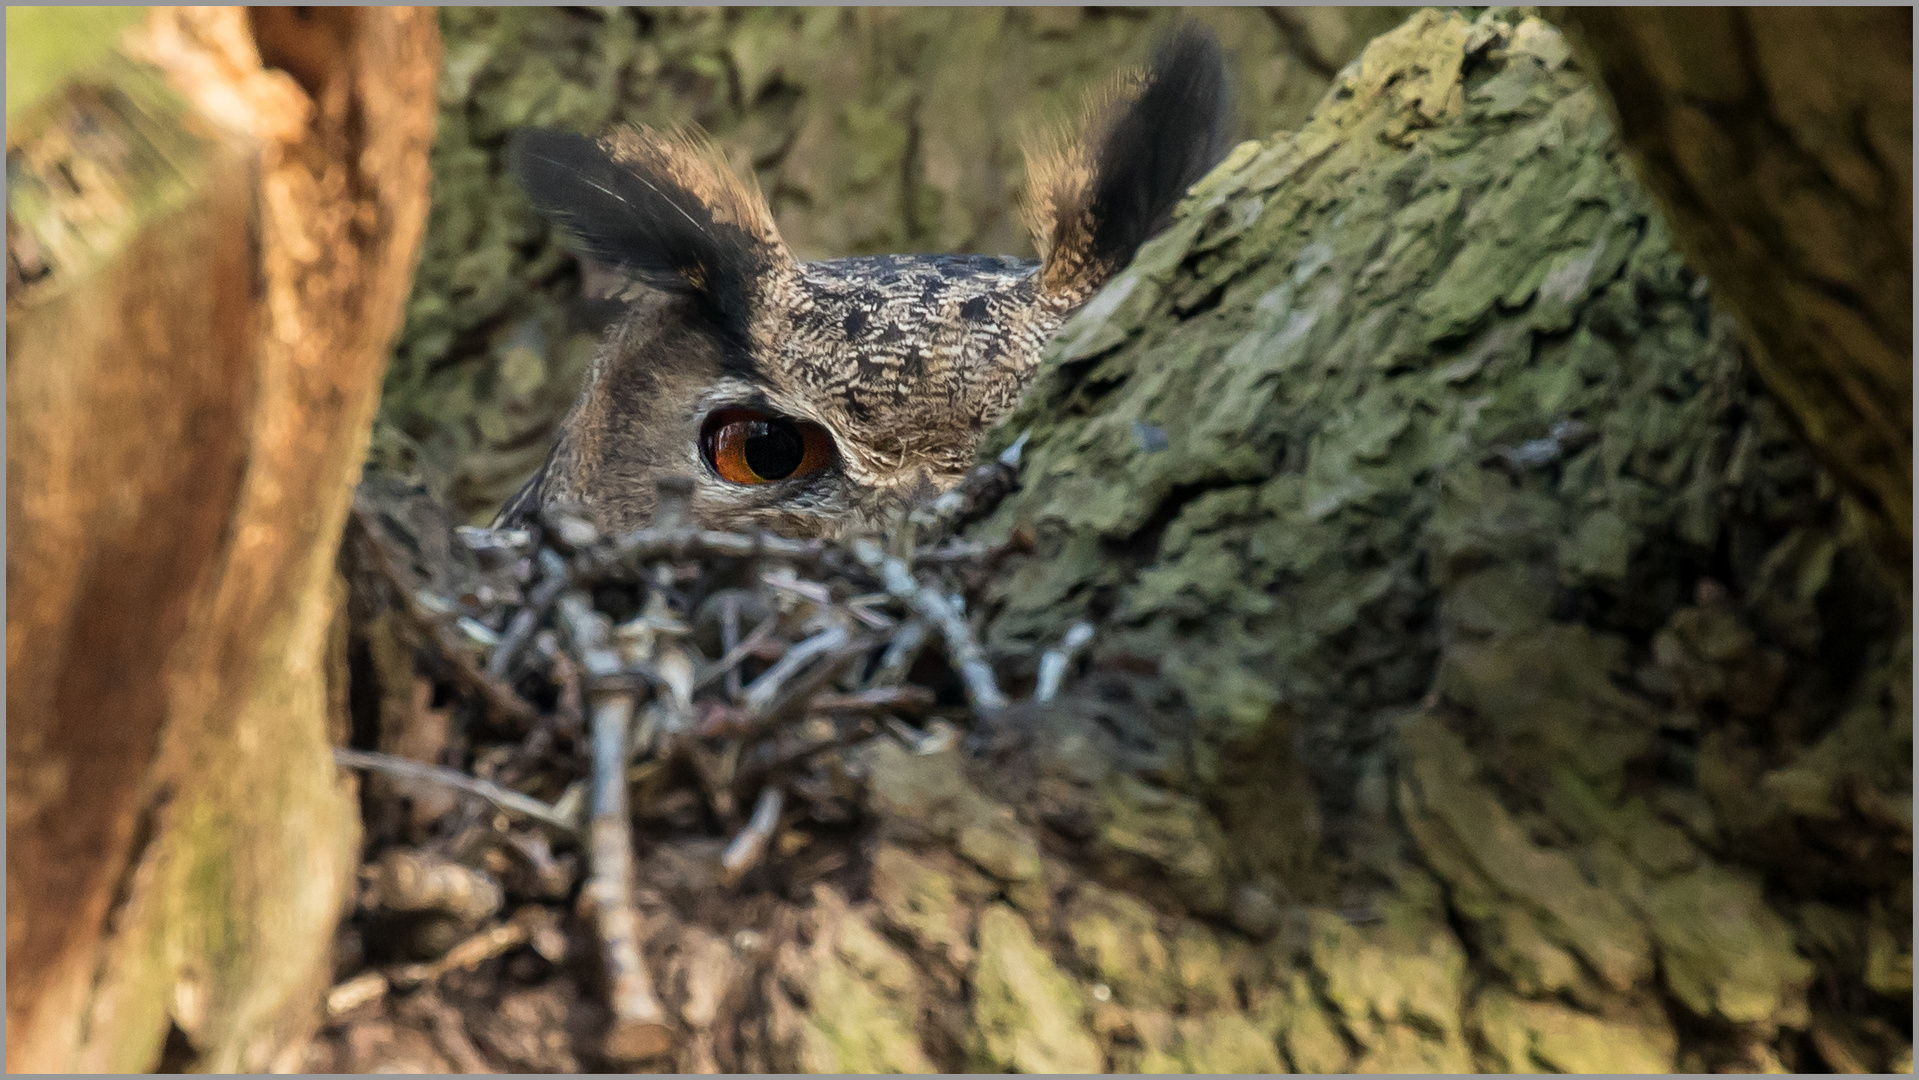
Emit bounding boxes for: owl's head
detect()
[499,27,1230,538]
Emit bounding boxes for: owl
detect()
[497,27,1230,539]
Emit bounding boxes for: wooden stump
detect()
[6,8,438,1071]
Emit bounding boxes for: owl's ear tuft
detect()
[1021,24,1231,303]
[509,126,791,337]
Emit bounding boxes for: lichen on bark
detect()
[965,7,1909,1071]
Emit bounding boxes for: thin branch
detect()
[852,538,1006,713]
[584,524,832,578]
[324,911,545,1021]
[867,619,929,688]
[348,505,542,730]
[742,624,852,715]
[486,548,570,679]
[694,611,781,692]
[1034,620,1096,703]
[719,785,785,885]
[333,749,578,834]
[586,691,673,1062]
[908,430,1027,541]
[807,685,936,716]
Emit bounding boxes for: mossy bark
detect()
[6,8,438,1071]
[942,7,1908,1072]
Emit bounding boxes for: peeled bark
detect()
[6,8,437,1071]
[1558,7,1912,579]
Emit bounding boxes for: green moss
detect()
[868,843,982,971]
[1474,989,1677,1073]
[1174,1012,1284,1073]
[971,904,1103,1073]
[785,889,936,1073]
[1644,865,1814,1029]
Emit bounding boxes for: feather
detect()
[509,126,790,337]
[1021,24,1231,302]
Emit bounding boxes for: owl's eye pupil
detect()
[701,407,837,486]
[742,420,804,480]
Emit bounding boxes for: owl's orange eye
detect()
[700,407,836,485]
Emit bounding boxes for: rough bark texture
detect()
[1557,6,1912,581]
[959,8,1909,1072]
[373,6,1411,523]
[5,7,438,1071]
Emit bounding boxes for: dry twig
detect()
[719,785,785,885]
[585,691,673,1062]
[1034,621,1096,703]
[333,749,579,833]
[324,919,528,1021]
[486,548,569,678]
[349,505,542,730]
[852,538,1006,713]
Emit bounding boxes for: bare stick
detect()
[852,538,1006,713]
[720,592,744,699]
[735,718,879,788]
[348,506,542,730]
[333,749,578,834]
[587,524,831,577]
[807,685,936,716]
[324,912,543,1021]
[325,971,390,1020]
[719,786,785,885]
[867,619,928,688]
[742,624,852,714]
[694,612,780,693]
[486,548,569,679]
[1034,621,1096,703]
[586,691,673,1062]
[390,920,531,990]
[909,431,1027,540]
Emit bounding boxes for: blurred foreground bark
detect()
[1560,7,1913,579]
[6,7,437,1071]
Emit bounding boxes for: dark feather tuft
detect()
[507,127,780,338]
[1086,26,1231,275]
[1023,24,1232,301]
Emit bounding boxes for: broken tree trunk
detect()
[1558,6,1913,581]
[6,7,437,1071]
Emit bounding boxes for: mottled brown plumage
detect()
[499,27,1229,538]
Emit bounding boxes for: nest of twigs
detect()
[311,441,1081,1071]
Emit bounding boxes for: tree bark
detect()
[6,7,437,1071]
[1556,6,1912,580]
[873,9,1900,1072]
